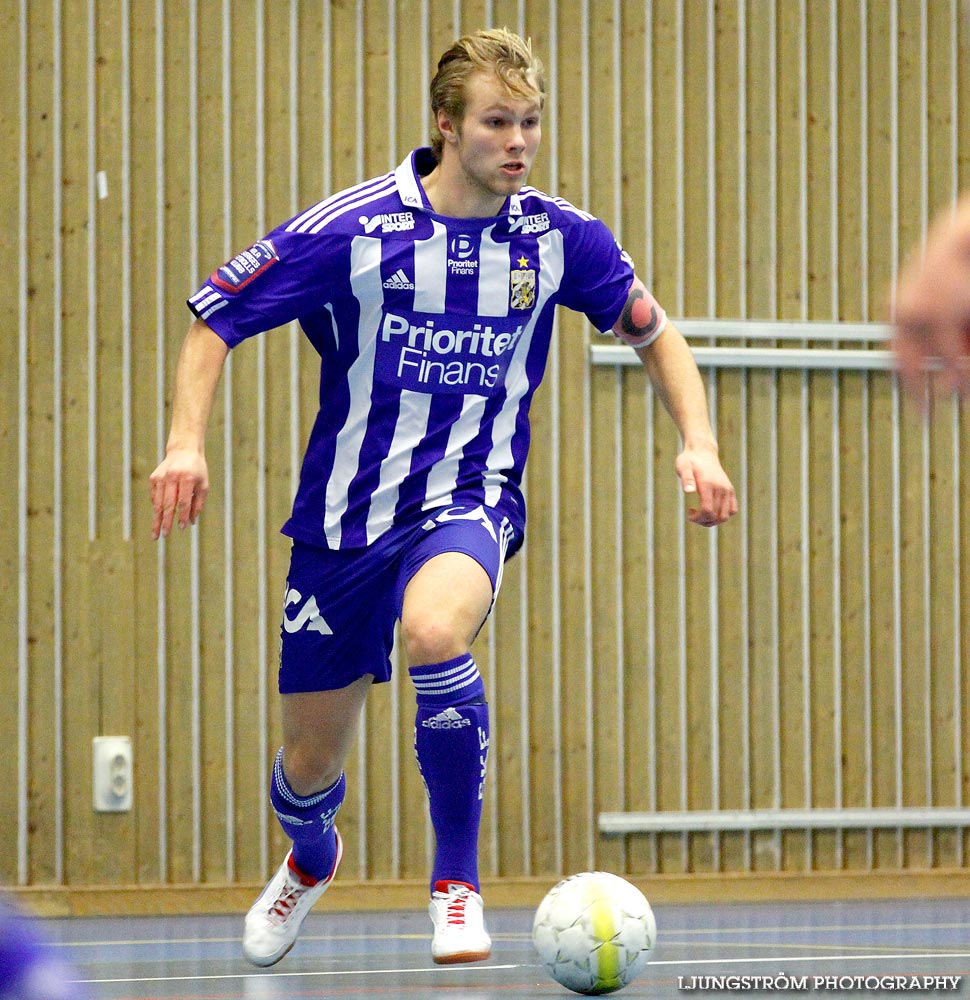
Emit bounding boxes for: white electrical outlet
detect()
[93,736,133,813]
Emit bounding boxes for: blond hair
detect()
[429,28,545,160]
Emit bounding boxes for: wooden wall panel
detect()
[0,0,22,889]
[806,372,838,872]
[128,3,164,886]
[23,0,59,888]
[159,1,198,887]
[4,0,970,907]
[193,2,230,888]
[60,0,97,891]
[835,1,866,320]
[837,370,873,871]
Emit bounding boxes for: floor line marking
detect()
[74,952,970,986]
[75,964,523,986]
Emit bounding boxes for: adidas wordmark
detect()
[422,707,472,730]
[382,268,415,290]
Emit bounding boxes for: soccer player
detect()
[894,192,970,399]
[149,27,737,967]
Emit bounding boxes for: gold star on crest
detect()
[517,254,529,268]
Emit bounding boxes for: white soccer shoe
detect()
[242,830,343,967]
[429,880,492,964]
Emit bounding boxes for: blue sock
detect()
[410,655,489,894]
[269,748,345,881]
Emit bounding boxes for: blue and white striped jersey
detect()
[188,148,646,550]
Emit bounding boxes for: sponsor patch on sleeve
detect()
[210,239,279,293]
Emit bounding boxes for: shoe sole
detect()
[244,939,297,968]
[242,830,344,968]
[432,948,492,965]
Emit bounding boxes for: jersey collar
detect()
[396,148,523,217]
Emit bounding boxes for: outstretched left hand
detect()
[675,445,739,528]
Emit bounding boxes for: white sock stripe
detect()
[411,661,480,694]
[424,676,482,697]
[415,673,480,696]
[410,657,475,686]
[412,671,479,694]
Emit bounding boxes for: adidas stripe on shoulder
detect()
[286,175,397,235]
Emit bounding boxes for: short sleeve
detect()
[557,218,635,333]
[187,227,336,347]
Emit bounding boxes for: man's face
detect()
[447,71,542,202]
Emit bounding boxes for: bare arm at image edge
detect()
[149,318,230,540]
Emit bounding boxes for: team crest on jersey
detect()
[210,239,279,293]
[510,268,536,310]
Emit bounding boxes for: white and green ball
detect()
[532,871,656,996]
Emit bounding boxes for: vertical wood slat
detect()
[10,0,29,887]
[198,0,235,885]
[3,0,969,896]
[151,0,168,884]
[91,0,141,885]
[127,0,164,885]
[50,0,65,886]
[24,0,58,888]
[60,0,91,890]
[781,0,809,871]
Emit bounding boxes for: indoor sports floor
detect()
[43,896,970,999]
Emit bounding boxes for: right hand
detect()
[893,193,970,398]
[149,448,210,539]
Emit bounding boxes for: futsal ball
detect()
[532,871,656,995]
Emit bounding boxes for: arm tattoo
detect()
[619,288,660,343]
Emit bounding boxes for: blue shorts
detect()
[278,503,521,693]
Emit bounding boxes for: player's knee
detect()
[280,744,343,798]
[400,610,468,666]
[402,622,465,665]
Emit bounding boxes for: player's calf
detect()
[243,749,347,966]
[410,655,492,963]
